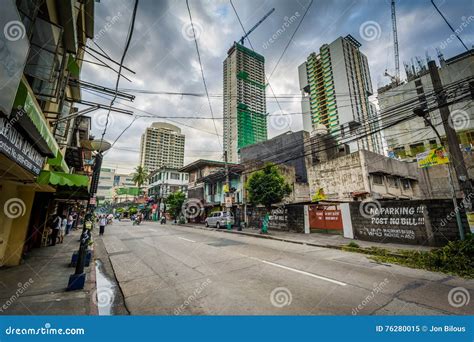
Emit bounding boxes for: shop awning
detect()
[37,171,89,188]
[14,79,69,173]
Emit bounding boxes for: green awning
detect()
[37,171,89,188]
[47,151,70,173]
[14,80,60,157]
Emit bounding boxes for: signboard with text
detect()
[416,147,449,168]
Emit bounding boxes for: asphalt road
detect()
[99,220,473,315]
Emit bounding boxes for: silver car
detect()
[205,211,234,228]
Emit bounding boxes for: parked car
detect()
[205,211,234,228]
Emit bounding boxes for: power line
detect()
[186,0,221,146]
[98,0,139,149]
[430,0,469,51]
[267,0,314,81]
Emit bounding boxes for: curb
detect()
[177,224,410,258]
[87,247,99,316]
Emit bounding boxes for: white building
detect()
[139,122,185,172]
[147,167,188,199]
[298,35,381,154]
[96,167,115,201]
[378,50,474,159]
[223,43,267,163]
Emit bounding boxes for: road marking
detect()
[178,237,196,243]
[250,257,347,286]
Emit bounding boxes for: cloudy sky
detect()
[80,0,473,173]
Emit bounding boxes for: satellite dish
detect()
[90,139,112,152]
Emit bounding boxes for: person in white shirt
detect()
[59,216,67,243]
[99,215,107,236]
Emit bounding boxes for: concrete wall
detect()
[349,199,468,246]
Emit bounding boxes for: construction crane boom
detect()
[391,0,400,83]
[238,8,275,45]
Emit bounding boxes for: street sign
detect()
[416,147,449,168]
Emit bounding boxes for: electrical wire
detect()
[186,0,222,146]
[98,0,139,150]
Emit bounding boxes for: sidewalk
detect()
[180,224,435,253]
[0,230,97,315]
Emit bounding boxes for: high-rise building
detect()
[223,43,267,163]
[96,167,116,201]
[298,35,379,153]
[139,122,185,172]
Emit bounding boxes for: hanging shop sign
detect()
[0,116,45,175]
[416,147,449,168]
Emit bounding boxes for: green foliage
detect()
[166,191,186,219]
[245,163,292,210]
[131,165,149,192]
[370,234,474,278]
[129,207,138,215]
[347,241,360,249]
[116,208,124,213]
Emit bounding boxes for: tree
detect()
[245,163,292,233]
[131,165,148,195]
[166,191,186,220]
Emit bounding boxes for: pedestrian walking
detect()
[50,214,61,246]
[66,213,73,235]
[59,215,67,243]
[99,215,107,236]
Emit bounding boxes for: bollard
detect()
[67,222,92,291]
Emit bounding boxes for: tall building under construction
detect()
[223,43,267,163]
[298,35,380,154]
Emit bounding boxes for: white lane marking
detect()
[250,257,347,286]
[178,237,196,243]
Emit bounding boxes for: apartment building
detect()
[148,168,189,200]
[223,43,267,163]
[139,122,185,171]
[298,35,380,154]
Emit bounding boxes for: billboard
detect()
[416,147,449,168]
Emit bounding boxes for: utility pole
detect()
[414,108,465,241]
[427,60,471,239]
[428,61,472,198]
[224,151,231,230]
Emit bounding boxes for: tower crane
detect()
[238,8,275,45]
[385,0,400,85]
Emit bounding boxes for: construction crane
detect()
[238,8,275,45]
[390,0,400,84]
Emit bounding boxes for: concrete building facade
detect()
[223,43,267,163]
[148,168,189,200]
[298,35,381,154]
[96,167,115,201]
[139,122,185,172]
[378,50,474,159]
